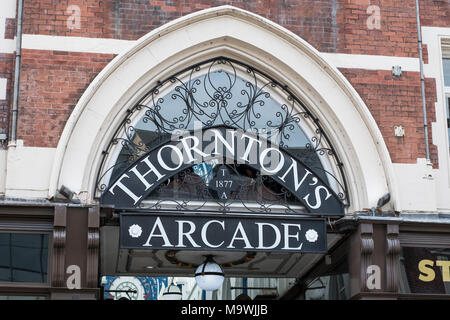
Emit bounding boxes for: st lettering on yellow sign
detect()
[418,260,450,282]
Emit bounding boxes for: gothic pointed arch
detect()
[49,5,398,214]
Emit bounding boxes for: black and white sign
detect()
[120,213,327,253]
[102,126,344,215]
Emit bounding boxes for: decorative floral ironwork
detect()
[140,162,311,214]
[95,56,349,211]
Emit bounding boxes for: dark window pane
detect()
[0,235,11,267]
[0,268,11,282]
[0,233,49,283]
[0,233,10,244]
[13,270,46,283]
[0,234,12,275]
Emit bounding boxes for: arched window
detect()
[96,57,348,215]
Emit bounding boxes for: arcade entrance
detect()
[98,230,351,300]
[96,57,349,300]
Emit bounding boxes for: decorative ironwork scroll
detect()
[95,57,349,214]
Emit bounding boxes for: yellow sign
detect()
[418,260,450,282]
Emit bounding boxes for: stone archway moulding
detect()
[49,5,399,213]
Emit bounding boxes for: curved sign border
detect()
[100,126,345,216]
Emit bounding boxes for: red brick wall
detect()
[0,54,14,136]
[21,0,446,56]
[420,0,450,28]
[5,18,16,39]
[1,0,448,167]
[22,0,115,39]
[340,68,439,168]
[18,0,353,52]
[109,0,342,52]
[17,49,114,147]
[337,0,419,57]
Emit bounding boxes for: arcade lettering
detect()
[120,214,327,253]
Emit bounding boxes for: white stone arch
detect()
[49,5,399,213]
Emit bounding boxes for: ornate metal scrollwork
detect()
[95,56,349,212]
[140,162,311,214]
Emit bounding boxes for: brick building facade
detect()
[0,0,449,300]
[2,1,447,164]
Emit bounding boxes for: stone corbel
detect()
[385,224,400,292]
[360,223,374,292]
[86,206,100,288]
[52,205,67,287]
